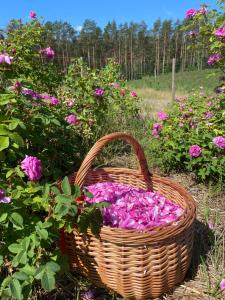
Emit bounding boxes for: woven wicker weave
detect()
[64,132,196,299]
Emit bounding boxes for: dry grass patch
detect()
[136,88,187,118]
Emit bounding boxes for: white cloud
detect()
[75,25,83,32]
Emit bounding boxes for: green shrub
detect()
[146,93,225,183]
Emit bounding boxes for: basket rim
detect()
[71,167,196,245]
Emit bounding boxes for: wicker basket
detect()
[64,132,196,299]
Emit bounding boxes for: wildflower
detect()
[22,88,42,99]
[185,8,196,19]
[95,88,104,97]
[49,96,60,106]
[41,95,60,105]
[40,49,45,55]
[11,48,16,55]
[110,82,120,89]
[66,114,78,125]
[208,222,215,230]
[153,123,162,131]
[0,54,12,65]
[65,99,75,107]
[120,89,126,95]
[157,111,169,121]
[21,155,42,181]
[189,145,202,157]
[82,289,95,300]
[220,278,225,291]
[14,81,22,93]
[0,190,11,204]
[151,129,160,138]
[131,91,138,97]
[29,11,37,18]
[207,101,212,106]
[45,47,55,59]
[197,7,207,15]
[213,136,225,149]
[203,111,214,119]
[214,26,225,38]
[188,30,198,38]
[207,54,222,65]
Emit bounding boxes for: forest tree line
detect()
[6,18,209,79]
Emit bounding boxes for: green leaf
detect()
[68,204,78,217]
[34,266,45,280]
[13,249,28,266]
[55,195,71,204]
[8,120,19,130]
[73,184,81,198]
[9,278,22,300]
[77,213,89,233]
[0,124,9,135]
[9,133,24,147]
[54,203,70,217]
[84,190,93,198]
[51,118,61,126]
[41,272,55,291]
[37,229,48,240]
[61,176,71,195]
[90,209,103,236]
[0,212,8,222]
[0,136,9,151]
[51,186,60,195]
[6,169,14,178]
[0,255,3,266]
[21,265,35,276]
[10,212,23,229]
[46,262,60,273]
[0,94,16,105]
[8,243,21,254]
[13,271,29,281]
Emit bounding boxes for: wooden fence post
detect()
[172,58,176,100]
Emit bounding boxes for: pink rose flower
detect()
[0,54,12,65]
[45,47,55,59]
[95,88,104,97]
[186,8,196,19]
[157,111,169,121]
[130,91,138,97]
[29,11,37,19]
[214,26,225,38]
[65,114,78,125]
[197,7,207,15]
[21,155,42,181]
[153,123,163,131]
[213,136,225,149]
[189,145,202,157]
[220,278,225,291]
[207,54,222,65]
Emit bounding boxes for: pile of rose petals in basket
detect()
[85,182,184,230]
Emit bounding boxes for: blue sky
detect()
[0,0,217,30]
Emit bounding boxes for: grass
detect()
[128,69,221,95]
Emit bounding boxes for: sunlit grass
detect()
[128,69,221,94]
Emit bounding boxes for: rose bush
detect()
[146,92,225,182]
[0,12,139,299]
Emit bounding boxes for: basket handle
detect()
[75,132,152,187]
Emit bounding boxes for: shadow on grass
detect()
[186,219,214,281]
